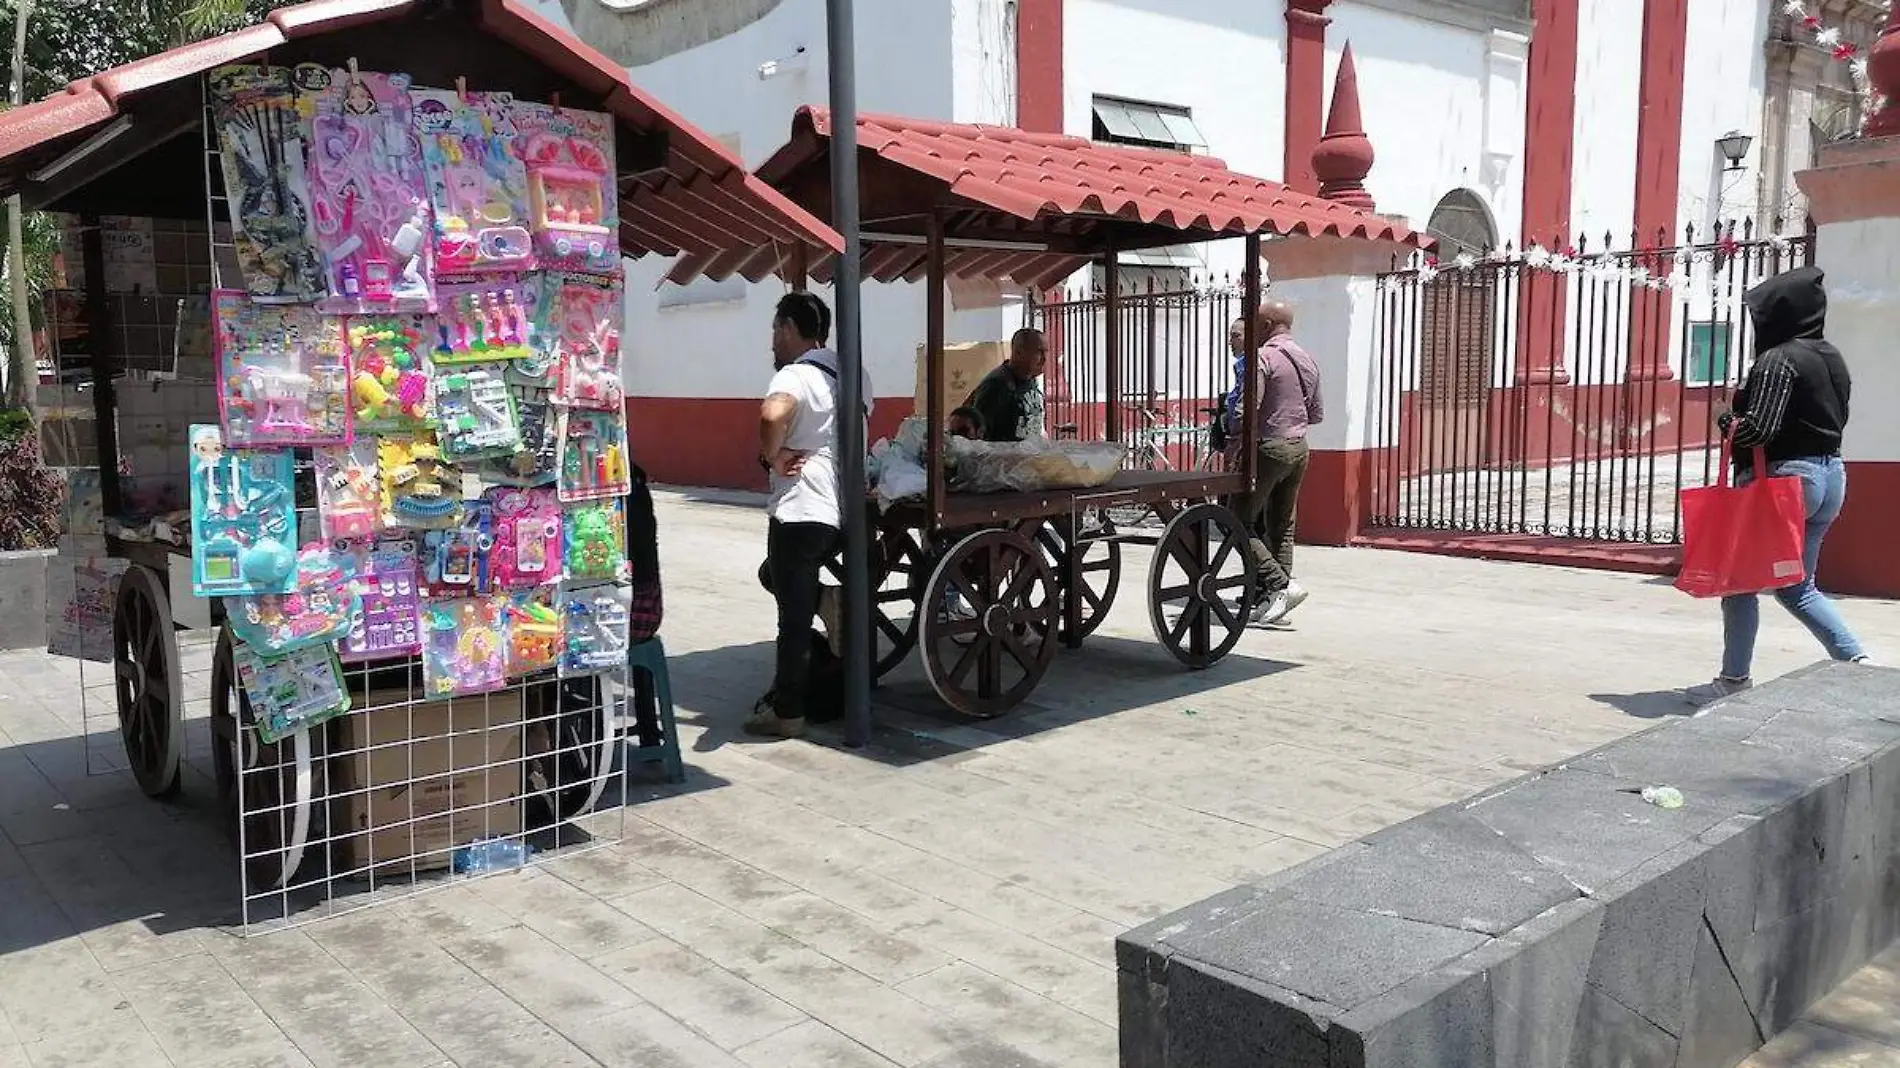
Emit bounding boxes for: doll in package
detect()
[232,640,352,745]
[213,292,352,447]
[422,595,506,696]
[511,101,618,275]
[413,88,534,274]
[188,424,298,598]
[225,544,359,655]
[433,276,535,364]
[207,65,327,303]
[560,582,630,676]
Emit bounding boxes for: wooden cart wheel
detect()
[212,629,316,892]
[920,529,1059,717]
[822,521,926,680]
[1148,503,1257,669]
[1034,518,1121,646]
[112,564,182,798]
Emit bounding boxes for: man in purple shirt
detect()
[1228,299,1323,625]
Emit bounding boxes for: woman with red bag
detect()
[1684,266,1869,705]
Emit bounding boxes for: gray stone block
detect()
[1583,844,1710,1037]
[1570,722,1844,818]
[1676,919,1764,1068]
[1699,816,1764,957]
[1567,985,1679,1068]
[1332,962,1493,1068]
[1484,899,1605,1068]
[1118,968,1165,1068]
[1751,767,1870,929]
[1163,958,1331,1068]
[1737,890,1866,1035]
[1116,881,1279,980]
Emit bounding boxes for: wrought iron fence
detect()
[1368,221,1813,544]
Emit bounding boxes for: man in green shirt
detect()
[967,328,1047,442]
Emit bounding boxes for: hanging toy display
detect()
[541,272,624,410]
[188,425,298,598]
[562,497,626,583]
[555,407,630,503]
[213,292,353,447]
[431,276,535,363]
[422,596,506,696]
[314,440,382,540]
[346,315,436,434]
[298,62,434,313]
[413,87,534,274]
[207,65,328,303]
[336,535,422,662]
[232,640,353,744]
[419,498,497,597]
[225,544,359,655]
[436,363,522,462]
[511,100,618,275]
[503,588,563,677]
[487,487,562,589]
[377,432,464,529]
[559,582,630,676]
[472,350,559,486]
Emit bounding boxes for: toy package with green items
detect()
[232,640,352,744]
[188,424,298,598]
[562,497,625,583]
[421,595,506,696]
[437,363,522,462]
[347,315,436,434]
[225,544,360,655]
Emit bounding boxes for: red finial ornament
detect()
[1312,43,1376,212]
[1864,3,1900,138]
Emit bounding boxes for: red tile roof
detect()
[748,106,1427,288]
[0,0,841,281]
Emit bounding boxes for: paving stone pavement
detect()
[1,487,1897,1068]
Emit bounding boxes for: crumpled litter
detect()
[1640,785,1685,809]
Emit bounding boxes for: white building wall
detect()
[1676,0,1770,238]
[1570,0,1641,242]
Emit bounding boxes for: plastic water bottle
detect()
[453,837,531,874]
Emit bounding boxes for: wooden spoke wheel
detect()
[212,629,319,892]
[1148,503,1257,669]
[920,529,1059,717]
[822,521,927,681]
[1033,518,1121,646]
[112,565,182,798]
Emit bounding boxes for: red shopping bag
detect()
[1675,439,1807,598]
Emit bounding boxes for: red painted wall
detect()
[1516,0,1580,384]
[1822,462,1900,598]
[1626,0,1690,382]
[1283,0,1333,194]
[1015,0,1064,133]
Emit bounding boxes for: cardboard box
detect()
[914,340,1004,416]
[332,689,525,878]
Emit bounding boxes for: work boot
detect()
[744,695,806,739]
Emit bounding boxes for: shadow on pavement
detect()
[1589,689,1698,719]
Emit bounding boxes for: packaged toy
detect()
[503,587,563,677]
[188,425,298,598]
[422,596,506,696]
[432,276,535,364]
[556,407,630,502]
[226,544,358,655]
[232,639,351,745]
[336,535,422,661]
[419,498,497,597]
[540,272,623,410]
[297,63,434,312]
[560,582,630,675]
[437,363,522,462]
[413,88,534,274]
[377,433,464,529]
[487,486,562,588]
[207,65,327,303]
[346,315,436,434]
[472,358,559,486]
[213,292,352,447]
[512,101,618,274]
[314,440,381,540]
[562,497,626,583]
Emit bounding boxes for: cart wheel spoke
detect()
[948,636,984,688]
[1148,504,1255,670]
[922,529,1057,717]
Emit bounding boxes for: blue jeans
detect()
[1720,455,1865,679]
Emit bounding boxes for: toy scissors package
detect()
[487,486,562,588]
[214,292,352,447]
[419,497,497,598]
[346,315,437,434]
[225,544,359,655]
[298,63,434,313]
[559,581,630,676]
[512,101,618,275]
[413,88,533,274]
[432,276,535,364]
[377,432,464,529]
[188,425,298,598]
[555,407,630,503]
[540,272,623,410]
[437,363,522,462]
[233,639,352,745]
[422,595,506,697]
[336,535,422,662]
[562,497,626,583]
[503,587,563,677]
[207,65,327,303]
[314,440,382,541]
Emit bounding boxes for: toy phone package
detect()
[347,315,436,434]
[556,407,630,503]
[487,486,562,588]
[413,89,534,273]
[419,498,497,597]
[422,596,506,697]
[560,582,630,676]
[377,433,464,529]
[562,497,626,583]
[314,440,381,541]
[512,101,618,274]
[432,276,535,364]
[225,544,358,655]
[207,65,327,303]
[504,587,563,677]
[437,363,522,461]
[188,425,298,598]
[336,536,422,661]
[233,639,352,745]
[298,64,434,313]
[213,292,352,447]
[541,272,623,410]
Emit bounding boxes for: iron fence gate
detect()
[1368,222,1814,544]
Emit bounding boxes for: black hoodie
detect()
[1730,265,1851,466]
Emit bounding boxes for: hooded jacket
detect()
[1730,265,1851,467]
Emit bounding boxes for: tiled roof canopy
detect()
[0,0,841,282]
[750,106,1428,288]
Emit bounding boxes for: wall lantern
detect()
[1716,130,1754,171]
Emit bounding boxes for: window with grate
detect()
[1091,97,1205,154]
[1686,321,1733,386]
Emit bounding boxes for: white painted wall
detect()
[1569,0,1641,243]
[1676,0,1770,238]
[1813,217,1900,462]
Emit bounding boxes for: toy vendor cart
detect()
[755,108,1427,716]
[0,0,840,925]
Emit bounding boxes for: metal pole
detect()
[826,0,871,749]
[7,0,36,415]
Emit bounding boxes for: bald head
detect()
[1009,327,1047,380]
[1255,299,1295,339]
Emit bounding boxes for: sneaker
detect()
[744,700,807,739]
[817,586,843,658]
[1252,591,1292,626]
[1682,676,1752,707]
[1280,580,1310,616]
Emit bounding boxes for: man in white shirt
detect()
[749,292,873,739]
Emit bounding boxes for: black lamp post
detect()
[1716,130,1753,171]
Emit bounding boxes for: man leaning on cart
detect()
[1225,299,1324,627]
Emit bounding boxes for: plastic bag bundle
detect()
[950,438,1126,493]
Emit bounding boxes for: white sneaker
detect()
[1682,676,1752,707]
[1252,591,1291,626]
[817,586,843,657]
[1281,581,1309,616]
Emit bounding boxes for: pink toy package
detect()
[512,101,618,275]
[298,63,434,313]
[213,291,353,447]
[541,272,624,411]
[432,275,536,364]
[336,535,423,662]
[486,486,563,589]
[314,440,381,541]
[413,88,534,274]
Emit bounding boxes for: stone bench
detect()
[1117,662,1900,1068]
